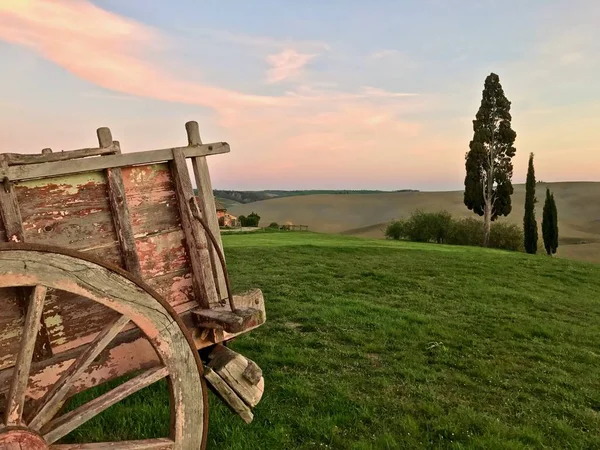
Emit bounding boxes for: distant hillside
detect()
[228,182,600,264]
[212,189,419,204]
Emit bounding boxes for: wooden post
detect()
[170,147,219,309]
[97,127,142,277]
[0,154,24,243]
[186,121,228,302]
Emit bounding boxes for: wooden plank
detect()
[0,157,53,361]
[187,121,228,300]
[4,144,118,166]
[0,288,24,371]
[52,439,174,449]
[28,315,130,430]
[16,172,119,258]
[98,128,142,276]
[42,366,169,444]
[4,285,47,426]
[192,307,264,334]
[3,142,229,182]
[170,148,218,309]
[203,366,253,424]
[121,164,181,238]
[207,344,264,408]
[0,155,24,242]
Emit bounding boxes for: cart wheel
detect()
[0,244,208,449]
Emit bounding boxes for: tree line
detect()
[464,73,559,255]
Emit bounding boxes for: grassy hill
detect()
[229,182,600,264]
[64,233,600,448]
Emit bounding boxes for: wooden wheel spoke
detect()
[50,438,174,449]
[28,315,131,430]
[42,366,169,445]
[4,284,47,426]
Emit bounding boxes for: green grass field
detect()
[63,232,600,449]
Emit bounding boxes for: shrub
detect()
[385,220,405,240]
[447,217,485,246]
[403,210,453,243]
[489,222,524,252]
[388,210,524,252]
[268,222,280,229]
[240,212,261,227]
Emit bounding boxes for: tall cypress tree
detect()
[464,73,517,247]
[523,153,538,254]
[542,188,559,255]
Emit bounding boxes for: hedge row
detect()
[385,210,523,251]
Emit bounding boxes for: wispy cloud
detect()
[181,27,330,53]
[0,1,439,186]
[266,49,316,83]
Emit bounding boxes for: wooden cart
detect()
[0,122,266,449]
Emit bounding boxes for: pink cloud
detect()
[265,48,316,83]
[0,0,438,187]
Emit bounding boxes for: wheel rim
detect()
[0,245,208,449]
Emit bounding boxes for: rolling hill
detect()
[228,182,600,263]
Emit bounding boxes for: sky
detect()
[0,0,599,191]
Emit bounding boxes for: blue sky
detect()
[0,0,598,190]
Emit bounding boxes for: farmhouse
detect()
[215,199,240,227]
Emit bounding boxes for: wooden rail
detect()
[1,142,229,182]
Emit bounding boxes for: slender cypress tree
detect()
[523,153,538,254]
[464,73,517,247]
[542,188,559,255]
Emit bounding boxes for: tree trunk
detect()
[483,199,492,247]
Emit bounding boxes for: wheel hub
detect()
[0,428,48,450]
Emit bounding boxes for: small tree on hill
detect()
[542,189,559,256]
[523,153,538,254]
[464,73,517,247]
[240,212,261,227]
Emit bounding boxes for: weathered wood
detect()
[0,155,24,243]
[0,248,207,448]
[0,288,23,371]
[98,129,141,276]
[203,367,253,424]
[0,428,48,450]
[2,142,229,182]
[192,307,263,334]
[52,439,174,449]
[28,315,130,430]
[4,285,47,425]
[187,121,228,300]
[4,145,118,166]
[243,360,263,386]
[170,148,218,309]
[185,289,266,348]
[207,344,264,408]
[0,332,158,402]
[42,366,169,444]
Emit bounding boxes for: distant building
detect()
[215,199,240,228]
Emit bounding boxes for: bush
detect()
[387,210,524,252]
[268,222,280,229]
[385,220,405,240]
[489,222,524,252]
[398,210,453,243]
[240,212,261,227]
[447,217,484,246]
